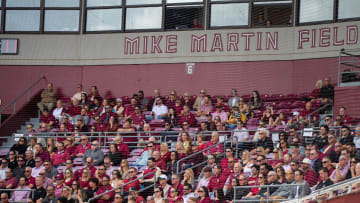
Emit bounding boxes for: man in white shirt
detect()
[72,84,86,101]
[228,89,240,107]
[31,157,45,177]
[0,159,8,179]
[233,121,249,142]
[152,97,168,119]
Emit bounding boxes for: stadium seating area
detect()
[0,81,360,203]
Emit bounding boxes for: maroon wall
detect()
[334,86,360,118]
[0,57,340,114]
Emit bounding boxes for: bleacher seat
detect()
[57,166,67,174]
[149,119,165,128]
[247,118,259,126]
[130,148,143,156]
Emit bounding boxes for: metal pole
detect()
[28,89,31,101]
[13,102,16,113]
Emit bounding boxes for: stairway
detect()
[1,117,40,148]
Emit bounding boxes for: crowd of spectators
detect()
[1,77,360,203]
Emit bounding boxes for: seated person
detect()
[39,109,55,130]
[178,105,196,127]
[37,83,56,113]
[151,97,168,120]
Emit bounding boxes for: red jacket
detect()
[207,174,227,192]
[51,150,70,166]
[75,143,91,155]
[220,157,239,170]
[178,113,196,126]
[117,143,129,158]
[123,177,140,191]
[95,185,114,203]
[203,141,224,155]
[156,159,167,170]
[304,169,318,187]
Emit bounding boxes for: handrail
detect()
[233,184,305,203]
[176,140,225,174]
[1,188,35,200]
[87,171,156,203]
[179,152,225,176]
[306,103,331,127]
[0,75,45,124]
[284,176,360,203]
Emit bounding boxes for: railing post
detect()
[266,185,269,203]
[28,89,31,101]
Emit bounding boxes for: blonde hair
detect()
[255,146,265,156]
[62,186,72,200]
[64,169,74,180]
[160,142,169,155]
[175,142,185,154]
[182,168,195,185]
[242,150,250,164]
[46,138,56,154]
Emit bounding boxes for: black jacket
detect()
[314,179,333,190]
[256,137,274,152]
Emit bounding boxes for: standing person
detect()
[228,89,240,107]
[319,77,334,104]
[248,90,262,110]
